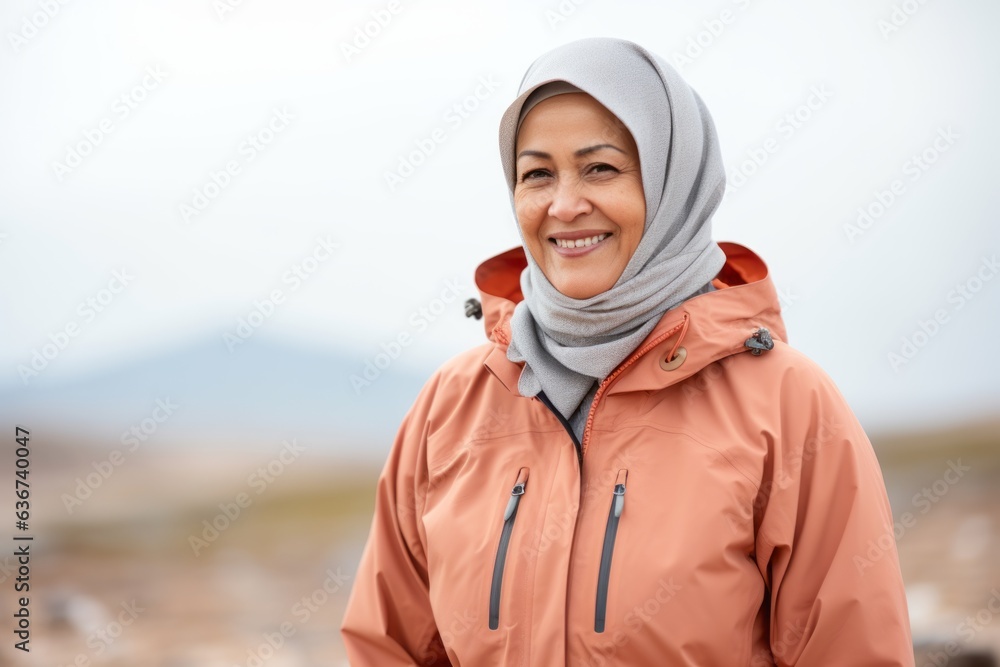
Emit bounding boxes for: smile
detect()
[551,233,610,249]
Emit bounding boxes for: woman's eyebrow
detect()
[516,144,627,160]
[575,143,626,157]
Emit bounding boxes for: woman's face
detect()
[514,93,645,300]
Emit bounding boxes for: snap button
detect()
[659,346,687,371]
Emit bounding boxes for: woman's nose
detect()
[547,179,592,222]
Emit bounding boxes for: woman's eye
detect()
[520,169,550,182]
[589,163,619,175]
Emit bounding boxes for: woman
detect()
[342,37,913,666]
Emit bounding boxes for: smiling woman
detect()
[341,37,914,666]
[513,92,645,299]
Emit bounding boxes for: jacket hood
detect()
[474,242,788,396]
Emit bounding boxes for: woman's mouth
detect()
[552,233,609,249]
[549,233,611,256]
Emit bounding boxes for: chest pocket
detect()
[595,468,628,632]
[489,467,529,630]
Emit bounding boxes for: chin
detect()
[552,278,612,300]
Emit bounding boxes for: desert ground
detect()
[3,420,998,666]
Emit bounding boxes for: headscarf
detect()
[498,37,727,422]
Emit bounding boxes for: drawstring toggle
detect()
[465,298,483,320]
[744,327,774,356]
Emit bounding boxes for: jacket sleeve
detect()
[754,357,914,666]
[341,376,450,667]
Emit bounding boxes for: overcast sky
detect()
[1,0,997,435]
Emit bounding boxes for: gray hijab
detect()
[498,37,727,425]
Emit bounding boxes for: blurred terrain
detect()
[1,442,378,667]
[1,418,997,666]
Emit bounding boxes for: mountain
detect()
[0,334,431,462]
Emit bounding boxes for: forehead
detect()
[516,93,632,148]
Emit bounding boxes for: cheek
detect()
[627,203,646,241]
[609,187,646,248]
[623,187,646,244]
[514,192,544,233]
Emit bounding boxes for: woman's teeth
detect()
[553,233,609,249]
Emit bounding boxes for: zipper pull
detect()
[612,483,625,519]
[503,481,526,521]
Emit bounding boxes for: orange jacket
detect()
[341,242,913,666]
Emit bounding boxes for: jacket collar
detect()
[474,242,787,396]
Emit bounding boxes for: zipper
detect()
[489,467,529,630]
[535,390,583,470]
[581,316,688,455]
[595,469,628,633]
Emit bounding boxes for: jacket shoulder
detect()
[430,341,496,384]
[743,341,873,480]
[407,342,510,439]
[766,341,855,406]
[710,340,867,464]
